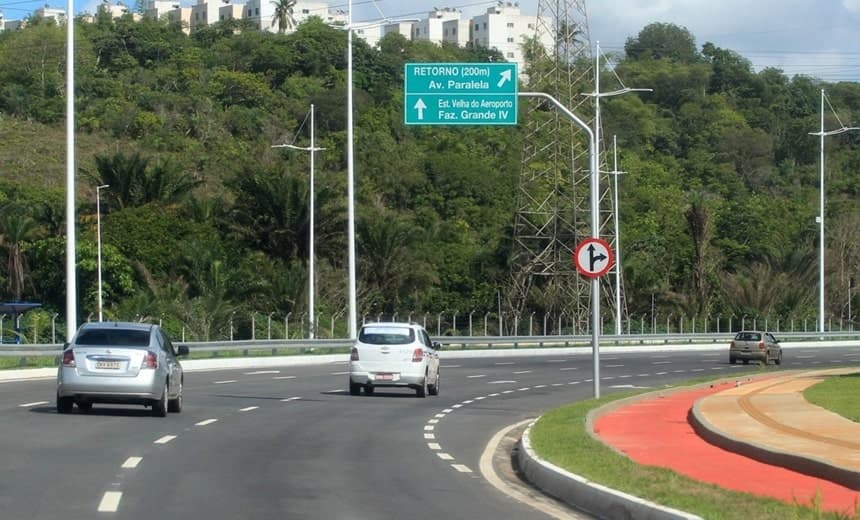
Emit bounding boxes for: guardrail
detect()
[3,330,859,358]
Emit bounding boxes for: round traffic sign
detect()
[573,238,615,278]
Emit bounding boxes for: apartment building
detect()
[471,2,553,67]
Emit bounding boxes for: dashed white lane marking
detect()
[213,380,237,384]
[154,435,176,444]
[424,425,435,431]
[121,457,142,469]
[546,359,567,363]
[331,371,350,375]
[467,374,486,379]
[462,400,474,404]
[656,371,668,375]
[97,491,122,512]
[428,419,439,424]
[239,406,259,412]
[494,362,515,365]
[441,364,461,368]
[196,419,218,426]
[691,369,705,372]
[502,390,515,394]
[19,401,49,407]
[652,361,672,365]
[534,384,547,389]
[281,397,301,402]
[442,408,454,413]
[437,453,454,460]
[488,380,517,384]
[637,373,651,377]
[424,433,435,439]
[273,376,296,380]
[489,393,500,397]
[452,404,463,408]
[428,443,441,450]
[434,413,447,418]
[513,370,532,374]
[560,367,578,371]
[517,387,530,391]
[452,464,472,473]
[245,370,280,375]
[606,364,624,368]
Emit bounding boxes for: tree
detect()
[271,0,296,34]
[624,23,701,63]
[0,205,39,300]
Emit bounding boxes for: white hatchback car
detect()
[348,322,440,397]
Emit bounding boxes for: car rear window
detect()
[359,326,415,345]
[75,329,151,347]
[735,332,761,341]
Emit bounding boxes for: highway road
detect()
[1,344,858,519]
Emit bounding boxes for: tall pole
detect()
[309,104,316,339]
[810,89,860,334]
[96,184,109,322]
[346,0,358,339]
[818,88,825,334]
[65,0,77,339]
[610,136,624,335]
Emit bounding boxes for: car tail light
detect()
[62,350,76,367]
[412,348,424,363]
[758,341,766,350]
[142,351,158,369]
[350,347,359,361]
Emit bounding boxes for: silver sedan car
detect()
[56,321,188,416]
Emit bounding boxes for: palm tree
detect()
[91,152,201,210]
[270,0,296,34]
[0,205,40,300]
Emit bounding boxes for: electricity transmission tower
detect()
[508,0,622,334]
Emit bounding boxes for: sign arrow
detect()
[497,69,512,89]
[414,98,427,120]
[588,244,607,272]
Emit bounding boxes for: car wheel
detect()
[364,385,375,396]
[349,380,362,396]
[416,378,427,398]
[56,393,73,414]
[428,371,440,396]
[151,382,168,417]
[743,359,749,365]
[776,351,783,365]
[729,357,736,365]
[77,401,93,412]
[168,380,183,413]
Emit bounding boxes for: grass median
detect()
[529,374,860,520]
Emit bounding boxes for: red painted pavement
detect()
[593,382,860,516]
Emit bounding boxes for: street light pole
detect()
[346,0,358,339]
[609,136,625,335]
[582,41,651,337]
[96,184,109,322]
[809,89,860,334]
[272,105,326,339]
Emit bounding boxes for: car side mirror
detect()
[432,342,442,350]
[177,345,190,357]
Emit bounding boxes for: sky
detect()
[2,0,859,82]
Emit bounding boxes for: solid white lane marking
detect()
[452,464,472,473]
[245,370,280,375]
[437,453,454,460]
[427,443,441,450]
[196,419,218,426]
[97,491,122,512]
[213,380,237,384]
[467,374,486,379]
[154,435,176,444]
[122,457,142,469]
[19,401,49,407]
[239,406,259,412]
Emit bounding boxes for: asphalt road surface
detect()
[1,344,858,520]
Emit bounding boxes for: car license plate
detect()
[96,361,121,369]
[375,373,394,381]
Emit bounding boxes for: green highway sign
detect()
[404,62,518,125]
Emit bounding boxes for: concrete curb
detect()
[516,421,703,520]
[688,386,860,491]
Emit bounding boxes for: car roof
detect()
[77,321,155,332]
[360,322,423,330]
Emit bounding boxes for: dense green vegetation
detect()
[0,15,857,342]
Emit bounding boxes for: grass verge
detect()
[803,373,860,422]
[529,378,859,520]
